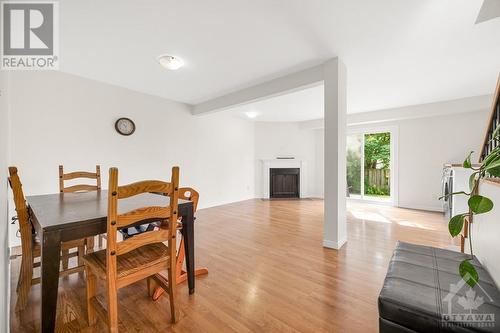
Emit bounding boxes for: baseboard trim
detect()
[397,203,443,213]
[323,238,347,250]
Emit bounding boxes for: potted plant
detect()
[442,128,500,287]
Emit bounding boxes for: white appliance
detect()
[442,167,453,218]
[442,165,474,218]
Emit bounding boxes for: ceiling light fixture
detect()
[245,111,259,119]
[157,54,184,70]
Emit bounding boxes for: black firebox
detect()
[270,168,300,199]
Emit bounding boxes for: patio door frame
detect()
[347,125,399,206]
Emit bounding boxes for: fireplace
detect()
[270,168,300,199]
[261,159,306,199]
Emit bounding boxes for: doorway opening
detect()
[346,127,398,204]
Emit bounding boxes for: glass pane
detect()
[346,134,362,197]
[364,132,390,198]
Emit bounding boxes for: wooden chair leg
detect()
[107,282,119,333]
[147,276,158,297]
[152,284,163,301]
[86,236,95,253]
[77,245,84,267]
[85,267,97,326]
[152,236,184,301]
[16,259,24,292]
[16,254,33,311]
[167,268,177,323]
[152,234,208,301]
[176,237,185,279]
[61,249,69,270]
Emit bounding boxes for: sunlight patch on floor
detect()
[396,220,437,231]
[349,210,391,224]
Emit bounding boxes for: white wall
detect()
[351,110,487,211]
[0,71,10,332]
[314,129,324,197]
[254,122,322,197]
[471,180,500,287]
[306,107,488,211]
[256,104,488,212]
[345,95,489,211]
[8,71,255,247]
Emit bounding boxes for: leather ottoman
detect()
[378,242,500,332]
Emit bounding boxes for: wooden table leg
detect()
[182,206,195,294]
[41,230,62,333]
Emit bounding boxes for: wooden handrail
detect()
[479,73,500,161]
[462,75,500,253]
[481,178,500,187]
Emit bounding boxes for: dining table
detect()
[26,190,196,333]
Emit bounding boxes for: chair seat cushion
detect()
[378,242,500,333]
[83,242,170,279]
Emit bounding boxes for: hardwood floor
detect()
[10,199,456,332]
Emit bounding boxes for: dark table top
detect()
[27,190,190,232]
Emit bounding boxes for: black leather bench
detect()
[378,242,500,332]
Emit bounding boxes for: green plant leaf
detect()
[448,214,465,237]
[488,166,500,177]
[459,260,479,287]
[469,172,478,192]
[481,148,500,167]
[483,159,500,171]
[463,151,473,168]
[483,159,500,177]
[468,195,493,214]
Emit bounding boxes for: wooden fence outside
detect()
[365,168,390,188]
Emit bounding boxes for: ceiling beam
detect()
[297,94,492,129]
[476,0,500,24]
[191,64,324,115]
[299,118,323,130]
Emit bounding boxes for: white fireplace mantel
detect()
[260,159,307,198]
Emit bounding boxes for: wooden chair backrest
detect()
[106,166,180,282]
[59,165,101,193]
[178,188,199,213]
[8,167,34,256]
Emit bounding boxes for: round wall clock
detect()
[115,117,136,136]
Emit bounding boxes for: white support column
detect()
[323,58,347,249]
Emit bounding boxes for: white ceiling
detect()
[60,0,500,113]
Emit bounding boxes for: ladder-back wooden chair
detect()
[152,187,208,300]
[8,167,86,311]
[83,167,180,331]
[59,165,101,193]
[59,165,102,255]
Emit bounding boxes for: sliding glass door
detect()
[346,134,363,198]
[346,128,396,203]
